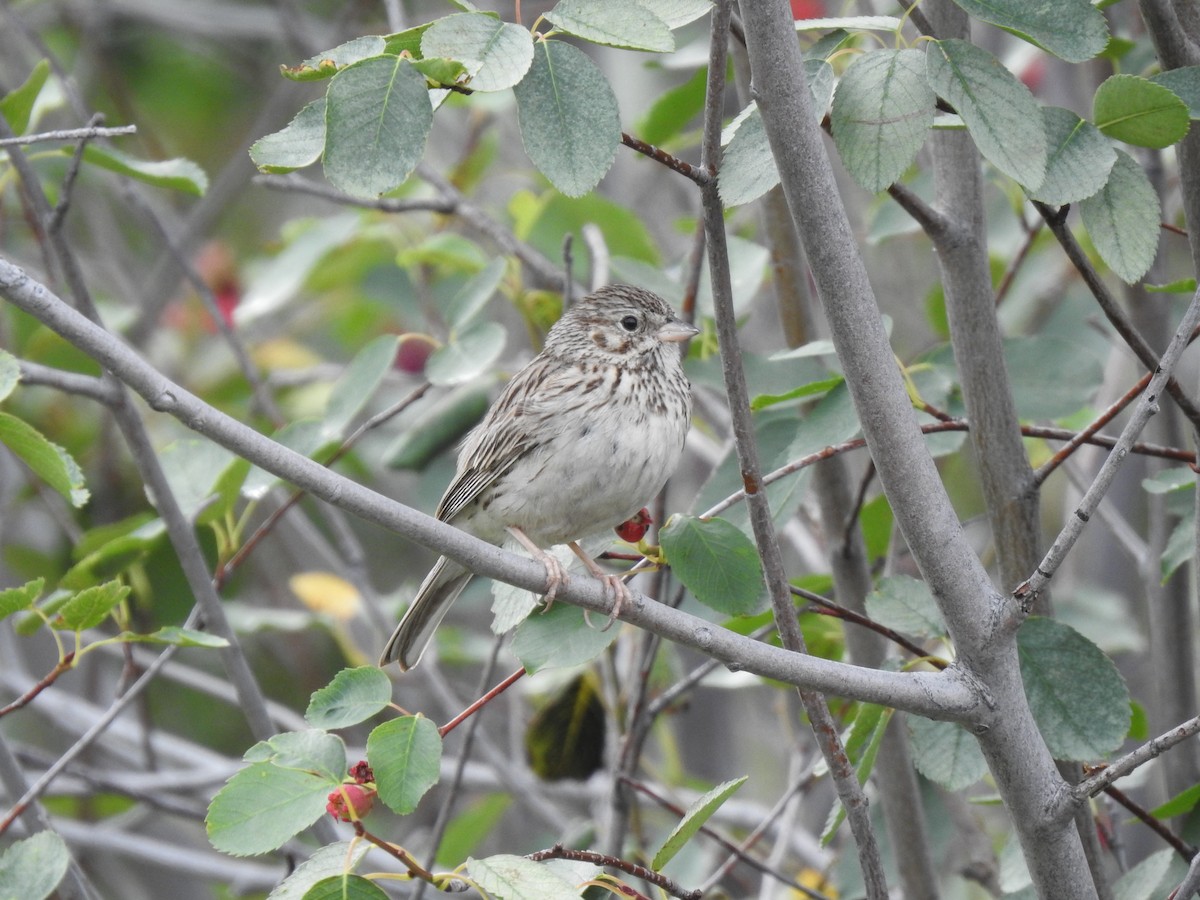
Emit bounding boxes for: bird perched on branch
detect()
[381,284,697,671]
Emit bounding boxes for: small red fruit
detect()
[348,760,374,784]
[326,783,376,822]
[615,508,653,543]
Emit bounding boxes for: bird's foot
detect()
[569,541,631,630]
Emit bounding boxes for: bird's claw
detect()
[537,551,568,613]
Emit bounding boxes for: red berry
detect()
[326,783,376,822]
[615,508,653,543]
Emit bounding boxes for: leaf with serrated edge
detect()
[57,581,129,631]
[512,601,620,672]
[306,667,393,729]
[653,776,747,869]
[950,0,1107,63]
[1079,149,1160,284]
[324,56,433,198]
[367,716,442,814]
[907,717,988,791]
[1094,74,1190,149]
[266,842,370,900]
[546,0,673,52]
[421,13,534,92]
[832,49,933,193]
[864,574,944,638]
[925,39,1046,190]
[1031,107,1116,205]
[206,763,335,856]
[1017,617,1131,760]
[468,854,581,900]
[0,578,44,621]
[0,411,89,507]
[513,40,619,198]
[251,98,326,173]
[659,515,764,615]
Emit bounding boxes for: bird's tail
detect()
[379,556,473,671]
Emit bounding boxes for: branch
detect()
[0,124,137,147]
[1033,199,1200,431]
[1015,285,1200,609]
[254,173,456,213]
[0,256,981,723]
[527,843,701,900]
[620,132,711,184]
[1070,714,1200,804]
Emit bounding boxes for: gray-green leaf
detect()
[425,320,506,386]
[324,56,433,198]
[250,98,327,173]
[513,40,620,198]
[421,13,534,92]
[831,49,933,193]
[906,717,988,790]
[1018,616,1131,760]
[1079,149,1161,284]
[73,145,208,196]
[1030,106,1116,205]
[652,776,747,870]
[512,602,620,673]
[305,666,394,729]
[545,0,674,52]
[949,0,1108,63]
[925,39,1046,190]
[863,575,944,639]
[468,855,581,900]
[659,515,764,616]
[0,831,69,900]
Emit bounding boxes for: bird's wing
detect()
[434,360,570,523]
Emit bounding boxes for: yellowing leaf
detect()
[290,572,361,620]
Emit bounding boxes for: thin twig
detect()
[438,667,525,738]
[796,589,945,668]
[254,173,456,213]
[528,843,701,900]
[1102,785,1196,860]
[49,113,104,234]
[620,132,711,184]
[352,822,437,882]
[0,654,75,718]
[1071,714,1200,804]
[0,124,137,147]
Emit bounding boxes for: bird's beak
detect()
[657,320,700,343]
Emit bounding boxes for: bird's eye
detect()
[619,315,640,332]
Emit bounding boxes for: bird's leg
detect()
[568,541,632,631]
[505,526,567,610]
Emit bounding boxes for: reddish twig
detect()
[439,667,525,738]
[353,821,438,881]
[1101,785,1196,861]
[994,215,1043,307]
[527,842,701,900]
[620,132,711,185]
[0,653,75,718]
[794,588,946,668]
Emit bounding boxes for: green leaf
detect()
[512,601,621,673]
[1030,106,1117,205]
[821,704,893,843]
[367,716,442,815]
[0,411,89,507]
[206,762,337,856]
[467,855,581,899]
[720,59,831,208]
[1113,848,1173,900]
[1146,277,1197,294]
[385,384,489,470]
[652,776,747,869]
[249,731,348,782]
[267,842,370,900]
[445,257,506,329]
[0,578,44,621]
[637,65,708,146]
[1079,149,1161,284]
[660,515,765,616]
[864,574,944,638]
[303,875,390,900]
[948,0,1108,63]
[1094,74,1190,149]
[305,667,394,729]
[421,13,535,92]
[635,0,712,28]
[60,520,165,590]
[546,0,673,52]
[0,349,19,401]
[1161,511,1194,582]
[250,98,327,173]
[121,626,230,648]
[324,56,433,198]
[0,60,51,135]
[1151,782,1200,819]
[831,49,933,193]
[0,831,69,900]
[1003,334,1104,421]
[323,334,401,439]
[786,379,861,459]
[1151,67,1200,119]
[1017,617,1131,760]
[751,374,844,411]
[410,57,470,88]
[514,190,662,266]
[906,717,987,790]
[72,145,208,195]
[794,16,902,32]
[425,320,507,386]
[57,580,130,631]
[158,438,236,522]
[437,795,512,867]
[513,39,620,198]
[925,39,1046,190]
[383,22,435,57]
[1142,467,1194,494]
[283,36,389,81]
